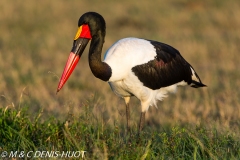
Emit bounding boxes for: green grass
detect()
[1,103,240,159]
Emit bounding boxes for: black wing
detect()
[132,40,193,90]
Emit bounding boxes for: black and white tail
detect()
[190,67,207,88]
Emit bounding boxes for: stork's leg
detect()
[124,97,131,132]
[126,103,130,132]
[138,112,146,133]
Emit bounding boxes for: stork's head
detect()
[56,12,105,92]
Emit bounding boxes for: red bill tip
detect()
[57,52,80,92]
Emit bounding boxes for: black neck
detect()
[88,35,112,81]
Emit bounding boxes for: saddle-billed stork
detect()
[57,12,206,133]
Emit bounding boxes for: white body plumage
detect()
[104,38,189,112]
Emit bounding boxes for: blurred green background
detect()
[0,0,240,131]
